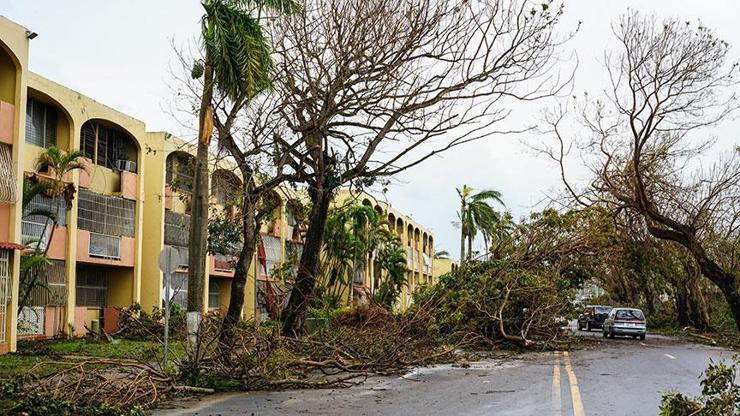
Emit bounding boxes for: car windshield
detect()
[615,309,644,320]
[594,307,611,314]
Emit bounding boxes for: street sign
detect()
[158,246,180,275]
[158,246,181,367]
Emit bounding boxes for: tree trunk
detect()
[281,186,332,337]
[220,192,257,345]
[188,58,214,314]
[459,199,466,262]
[466,234,473,261]
[674,284,691,328]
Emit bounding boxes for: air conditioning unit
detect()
[115,159,137,173]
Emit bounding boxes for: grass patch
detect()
[0,338,185,381]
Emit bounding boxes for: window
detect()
[79,121,136,171]
[25,98,57,148]
[208,279,221,308]
[164,272,188,308]
[76,266,108,307]
[615,309,645,321]
[89,233,121,259]
[261,235,282,277]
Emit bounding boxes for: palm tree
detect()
[189,0,299,314]
[457,185,504,262]
[19,146,84,313]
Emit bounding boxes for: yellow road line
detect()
[563,351,586,416]
[552,351,562,416]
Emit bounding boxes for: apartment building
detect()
[0,16,451,353]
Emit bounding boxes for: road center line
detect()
[664,354,676,360]
[552,351,562,416]
[563,351,586,416]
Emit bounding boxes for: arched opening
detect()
[165,151,195,194]
[25,88,73,151]
[0,41,17,105]
[80,119,138,172]
[211,168,240,206]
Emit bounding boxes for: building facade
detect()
[0,16,451,353]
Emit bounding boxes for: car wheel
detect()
[577,321,582,331]
[585,322,591,332]
[609,330,614,339]
[640,334,646,340]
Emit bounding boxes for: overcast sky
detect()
[3,0,740,260]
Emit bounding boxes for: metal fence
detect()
[0,249,9,343]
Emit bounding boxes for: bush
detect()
[660,356,739,415]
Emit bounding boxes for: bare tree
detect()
[542,11,740,329]
[270,0,575,336]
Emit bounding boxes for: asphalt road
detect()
[156,327,737,416]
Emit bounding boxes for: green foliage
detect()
[660,356,739,415]
[374,241,408,310]
[117,303,187,341]
[202,0,298,100]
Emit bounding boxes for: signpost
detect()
[158,247,180,367]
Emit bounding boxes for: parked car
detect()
[602,307,647,340]
[577,305,612,331]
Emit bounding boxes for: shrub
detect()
[660,356,739,415]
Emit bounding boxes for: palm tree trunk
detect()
[459,199,466,262]
[467,233,473,261]
[188,55,214,315]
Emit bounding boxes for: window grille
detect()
[81,122,96,160]
[78,190,135,237]
[89,232,121,259]
[0,144,15,204]
[24,190,67,226]
[164,272,188,308]
[261,235,282,277]
[164,210,190,246]
[0,250,9,343]
[165,245,189,268]
[21,220,51,251]
[24,259,66,307]
[208,279,220,308]
[25,98,57,148]
[18,306,45,335]
[76,266,108,307]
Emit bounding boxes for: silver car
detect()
[602,308,647,340]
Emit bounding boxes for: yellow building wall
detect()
[0,16,30,353]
